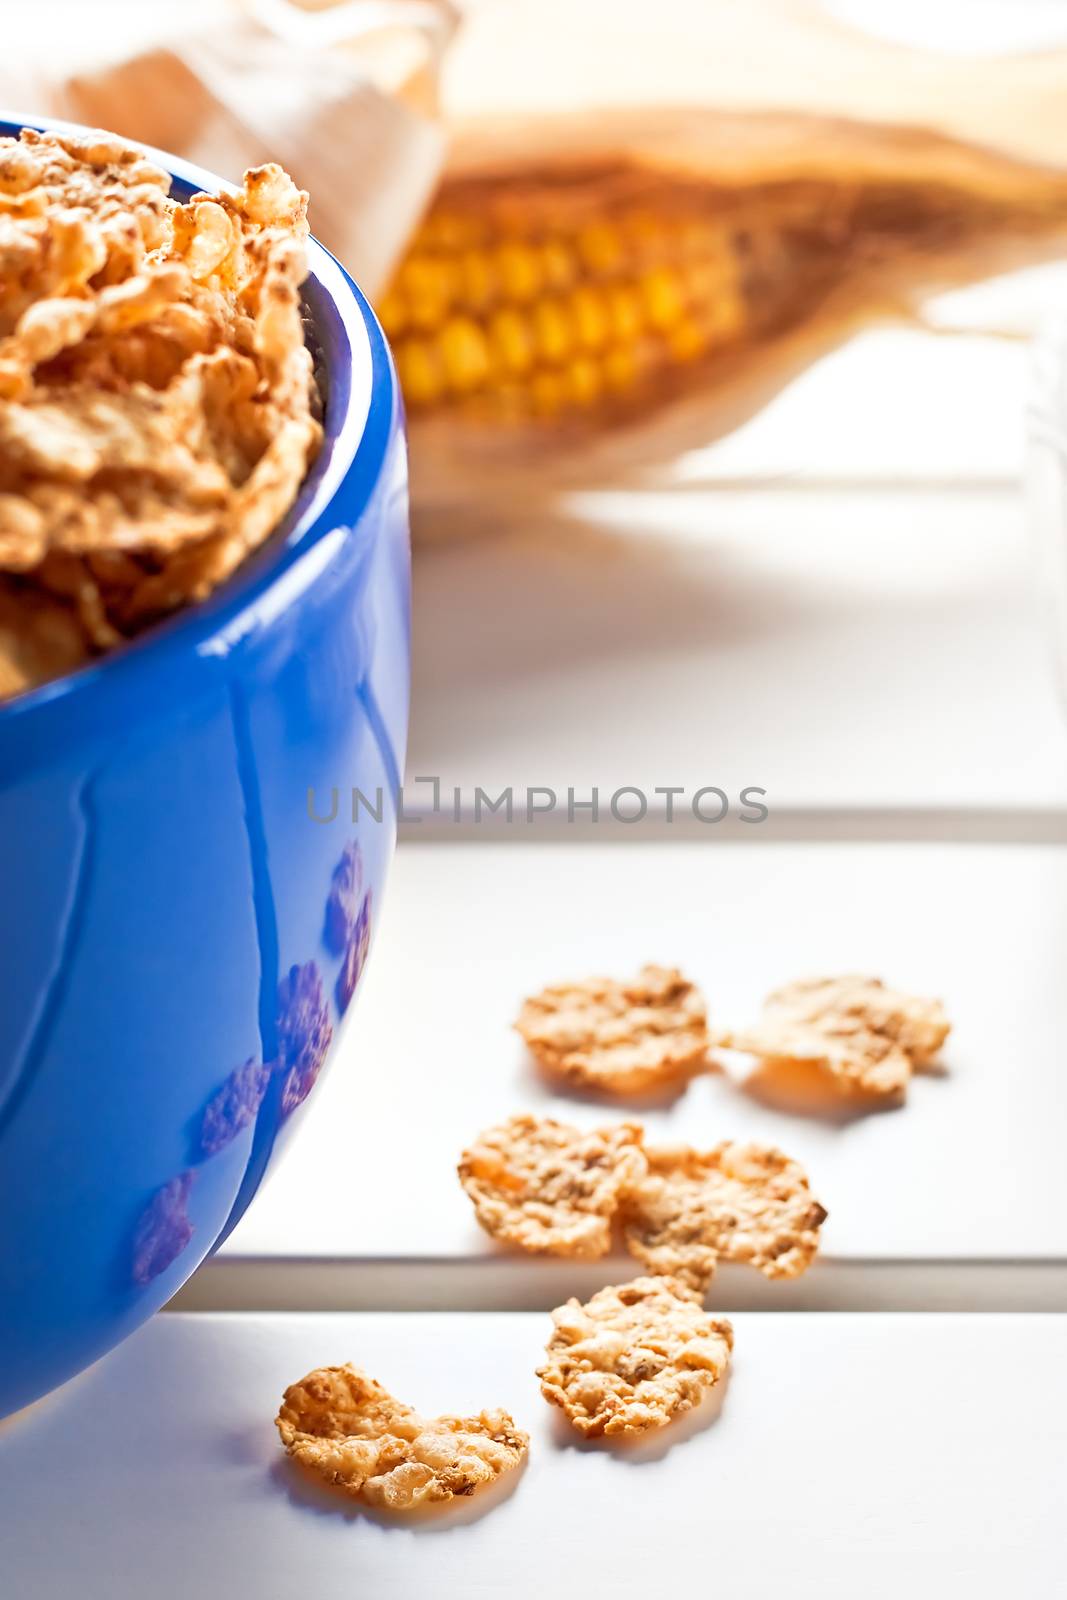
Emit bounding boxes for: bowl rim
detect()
[0,112,397,732]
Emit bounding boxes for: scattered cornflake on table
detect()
[537,1275,733,1438]
[276,1363,528,1512]
[458,1113,647,1259]
[515,964,710,1095]
[621,1140,828,1294]
[724,974,950,1099]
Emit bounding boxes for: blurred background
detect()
[10,0,1067,817]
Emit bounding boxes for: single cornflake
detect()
[336,889,372,1013]
[276,961,333,1115]
[276,1364,528,1511]
[199,1057,272,1156]
[458,1113,647,1259]
[724,973,950,1097]
[324,840,363,955]
[621,1140,828,1293]
[763,975,950,1066]
[537,1276,733,1438]
[131,1171,194,1285]
[515,964,709,1094]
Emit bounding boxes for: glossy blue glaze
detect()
[0,123,410,1418]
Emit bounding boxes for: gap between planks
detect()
[395,808,1067,843]
[170,1256,1067,1316]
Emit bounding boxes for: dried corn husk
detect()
[6,3,454,296]
[389,106,1067,525]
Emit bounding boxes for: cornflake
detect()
[458,1113,647,1259]
[537,1276,733,1438]
[725,973,950,1097]
[276,1364,528,1511]
[515,964,709,1095]
[0,126,321,696]
[621,1139,828,1293]
[0,572,91,696]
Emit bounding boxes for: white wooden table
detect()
[196,839,1067,1312]
[407,294,1067,821]
[2,1312,1062,1599]
[8,281,1067,1589]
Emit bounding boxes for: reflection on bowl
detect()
[0,118,410,1419]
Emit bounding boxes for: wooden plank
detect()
[3,1311,1061,1600]
[210,841,1067,1308]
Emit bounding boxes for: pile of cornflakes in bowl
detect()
[0,126,322,700]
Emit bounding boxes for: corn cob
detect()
[380,171,753,423]
[376,109,1067,509]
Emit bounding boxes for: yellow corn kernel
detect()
[415,211,481,253]
[395,255,451,301]
[495,241,541,303]
[529,368,567,418]
[533,299,572,364]
[376,288,407,339]
[540,239,577,294]
[438,317,491,394]
[568,285,609,352]
[394,339,445,407]
[562,355,603,408]
[489,307,535,377]
[603,345,639,393]
[682,256,737,307]
[668,318,709,362]
[605,284,643,343]
[396,275,454,334]
[577,221,623,276]
[640,267,686,332]
[456,249,497,315]
[623,209,668,265]
[607,337,659,393]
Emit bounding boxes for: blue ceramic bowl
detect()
[0,121,410,1417]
